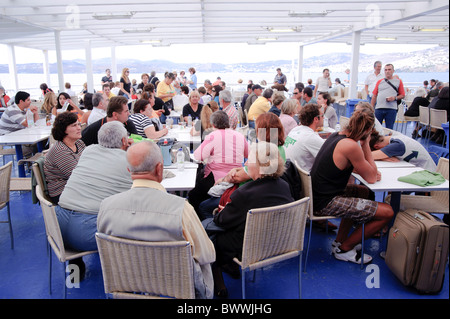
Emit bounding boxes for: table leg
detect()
[14,144,25,177]
[381,191,401,257]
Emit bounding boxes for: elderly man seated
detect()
[97,140,215,299]
[56,121,133,278]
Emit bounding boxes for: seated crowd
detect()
[1,71,447,300]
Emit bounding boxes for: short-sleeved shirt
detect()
[156,81,175,103]
[379,136,436,171]
[316,77,330,93]
[87,107,107,126]
[0,104,26,135]
[222,104,239,129]
[284,125,324,172]
[274,73,287,85]
[119,77,131,95]
[182,103,203,120]
[101,75,113,83]
[373,78,405,110]
[364,72,384,96]
[188,74,197,91]
[129,113,160,138]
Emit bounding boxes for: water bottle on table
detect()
[176,148,185,171]
[26,109,34,127]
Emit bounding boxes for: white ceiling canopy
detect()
[0,0,448,50]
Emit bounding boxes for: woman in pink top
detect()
[188,111,248,215]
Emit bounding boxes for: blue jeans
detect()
[375,108,397,129]
[55,206,98,252]
[198,196,221,220]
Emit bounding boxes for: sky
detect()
[0,42,440,65]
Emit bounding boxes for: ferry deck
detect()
[0,121,448,301]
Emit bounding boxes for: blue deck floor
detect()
[0,121,449,302]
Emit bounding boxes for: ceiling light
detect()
[122,27,153,33]
[411,26,448,32]
[375,36,396,41]
[266,27,301,33]
[257,37,277,41]
[93,12,135,20]
[140,40,161,44]
[288,10,332,17]
[419,28,447,32]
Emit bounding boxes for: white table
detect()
[161,168,197,192]
[165,125,201,146]
[0,125,51,177]
[352,167,449,197]
[353,166,449,253]
[374,160,416,168]
[164,161,198,169]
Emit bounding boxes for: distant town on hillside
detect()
[0,46,448,74]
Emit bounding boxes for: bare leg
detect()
[340,203,394,251]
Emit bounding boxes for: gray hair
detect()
[262,88,274,99]
[210,110,230,129]
[127,141,162,174]
[219,89,232,103]
[98,121,127,148]
[92,92,104,107]
[281,99,298,115]
[374,61,382,68]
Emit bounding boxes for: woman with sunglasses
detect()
[119,68,132,99]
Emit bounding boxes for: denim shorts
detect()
[55,206,98,252]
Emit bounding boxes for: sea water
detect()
[0,71,448,98]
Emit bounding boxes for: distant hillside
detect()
[0,46,448,73]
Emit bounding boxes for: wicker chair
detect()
[0,161,14,249]
[35,184,97,298]
[419,106,431,143]
[95,233,196,299]
[385,157,449,214]
[295,160,368,270]
[232,197,310,299]
[294,161,338,272]
[396,103,419,134]
[429,109,447,147]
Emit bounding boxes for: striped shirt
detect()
[44,140,86,199]
[129,113,159,138]
[0,104,26,135]
[222,104,239,130]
